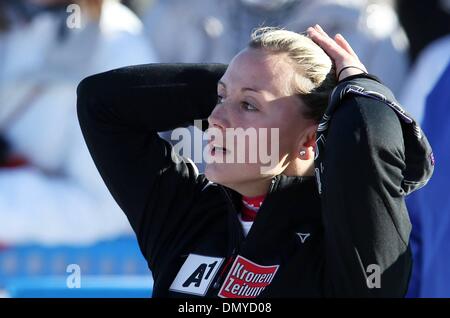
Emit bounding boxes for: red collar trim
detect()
[241,194,266,222]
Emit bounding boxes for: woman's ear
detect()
[297,124,317,160]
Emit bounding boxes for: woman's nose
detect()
[207,104,229,130]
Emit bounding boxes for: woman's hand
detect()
[307,24,367,81]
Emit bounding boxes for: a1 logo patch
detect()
[218,255,279,298]
[169,254,224,296]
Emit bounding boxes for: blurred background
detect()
[0,0,448,298]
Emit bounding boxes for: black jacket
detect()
[76,63,434,298]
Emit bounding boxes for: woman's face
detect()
[205,48,316,193]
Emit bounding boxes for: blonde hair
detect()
[249,27,336,122]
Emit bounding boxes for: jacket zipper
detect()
[213,176,279,290]
[213,248,237,289]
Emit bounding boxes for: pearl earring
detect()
[299,150,306,156]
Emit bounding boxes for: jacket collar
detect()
[220,174,317,208]
[218,174,321,259]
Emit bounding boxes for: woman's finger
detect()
[307,27,346,62]
[334,33,360,60]
[308,25,368,80]
[314,25,359,61]
[313,24,329,37]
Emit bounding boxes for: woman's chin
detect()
[205,163,234,185]
[204,164,221,183]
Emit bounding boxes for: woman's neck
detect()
[226,177,273,197]
[283,157,315,177]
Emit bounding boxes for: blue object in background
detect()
[0,235,153,298]
[6,275,153,298]
[407,61,450,297]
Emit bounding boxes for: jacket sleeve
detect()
[76,63,226,271]
[317,75,434,297]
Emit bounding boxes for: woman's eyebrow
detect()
[218,81,262,93]
[242,87,262,93]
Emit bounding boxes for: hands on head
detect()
[307,24,367,81]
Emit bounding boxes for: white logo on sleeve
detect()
[169,254,224,296]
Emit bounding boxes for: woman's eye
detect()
[216,95,224,104]
[241,102,258,111]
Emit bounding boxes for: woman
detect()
[77,25,433,297]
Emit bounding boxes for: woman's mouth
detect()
[209,143,229,156]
